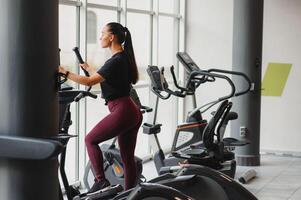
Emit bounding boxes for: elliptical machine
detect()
[144,61,251,178]
[144,65,237,177]
[173,52,252,150]
[57,47,98,200]
[56,78,192,200]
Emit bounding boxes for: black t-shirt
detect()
[97,51,131,101]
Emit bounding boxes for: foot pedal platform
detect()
[73,184,123,200]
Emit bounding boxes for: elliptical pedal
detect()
[73,184,123,200]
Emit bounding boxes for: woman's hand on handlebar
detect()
[79,62,98,75]
[79,62,90,70]
[59,66,68,74]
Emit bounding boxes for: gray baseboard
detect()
[261,149,301,158]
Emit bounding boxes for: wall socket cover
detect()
[240,126,247,137]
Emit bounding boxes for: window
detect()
[159,0,176,13]
[59,4,77,183]
[87,11,97,44]
[157,16,176,80]
[86,8,118,90]
[127,12,151,84]
[59,4,77,82]
[88,0,117,6]
[127,0,151,10]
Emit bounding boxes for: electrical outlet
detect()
[240,126,248,137]
[250,83,255,91]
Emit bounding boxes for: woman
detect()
[59,22,142,193]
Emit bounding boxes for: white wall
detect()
[186,0,301,153]
[185,0,234,132]
[261,0,301,152]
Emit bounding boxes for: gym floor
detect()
[143,154,301,200]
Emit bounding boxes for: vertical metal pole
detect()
[117,0,121,23]
[124,0,127,26]
[78,0,87,182]
[153,96,160,125]
[75,0,81,183]
[0,0,59,199]
[149,0,154,67]
[148,0,155,154]
[152,96,163,151]
[173,0,180,131]
[231,0,263,166]
[178,0,187,123]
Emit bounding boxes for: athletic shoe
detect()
[87,178,110,194]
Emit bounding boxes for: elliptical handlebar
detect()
[176,51,253,117]
[161,67,186,98]
[207,68,251,97]
[147,65,191,99]
[169,65,191,94]
[151,87,172,100]
[176,52,252,96]
[72,47,97,102]
[72,47,89,77]
[74,91,97,102]
[188,70,236,101]
[147,64,236,101]
[185,70,237,118]
[147,65,172,100]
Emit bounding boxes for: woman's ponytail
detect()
[123,28,139,84]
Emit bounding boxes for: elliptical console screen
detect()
[147,65,164,91]
[176,52,200,73]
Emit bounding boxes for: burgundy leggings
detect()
[85,96,142,190]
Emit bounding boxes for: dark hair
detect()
[106,22,139,84]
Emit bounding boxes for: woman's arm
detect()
[59,66,105,86]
